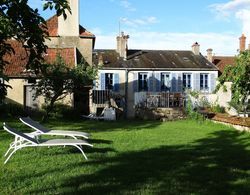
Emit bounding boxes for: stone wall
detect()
[135,107,185,121]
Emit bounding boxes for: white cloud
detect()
[210,0,250,13]
[210,0,250,37]
[94,31,238,56]
[121,16,158,28]
[94,33,117,49]
[89,27,103,35]
[235,9,250,36]
[120,0,136,11]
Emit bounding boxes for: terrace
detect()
[90,90,186,118]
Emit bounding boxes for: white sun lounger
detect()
[3,123,93,164]
[19,117,90,139]
[82,113,104,120]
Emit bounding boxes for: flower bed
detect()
[211,113,250,127]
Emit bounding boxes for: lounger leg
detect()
[68,135,83,148]
[74,145,88,160]
[4,147,20,164]
[4,143,14,157]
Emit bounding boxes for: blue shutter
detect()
[210,73,216,93]
[155,72,161,92]
[171,73,177,92]
[93,80,96,90]
[177,73,183,92]
[100,73,105,90]
[113,73,119,92]
[149,72,154,92]
[133,72,138,92]
[193,73,200,91]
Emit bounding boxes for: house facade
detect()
[91,33,219,118]
[3,0,95,110]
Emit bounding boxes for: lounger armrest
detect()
[50,130,90,136]
[24,132,42,141]
[50,129,87,132]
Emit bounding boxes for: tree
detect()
[0,0,70,101]
[216,50,250,114]
[34,55,98,121]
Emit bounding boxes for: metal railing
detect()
[92,90,112,105]
[135,92,185,108]
[92,90,185,109]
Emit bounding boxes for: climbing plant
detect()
[216,50,250,113]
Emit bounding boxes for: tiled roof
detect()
[46,15,58,37]
[3,40,29,77]
[212,56,236,73]
[44,48,76,68]
[94,49,218,71]
[45,15,95,38]
[79,26,95,37]
[3,40,76,77]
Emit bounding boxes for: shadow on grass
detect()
[29,130,250,194]
[43,119,162,133]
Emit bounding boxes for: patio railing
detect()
[92,90,112,105]
[91,90,185,109]
[135,92,185,108]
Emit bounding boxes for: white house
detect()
[91,33,219,118]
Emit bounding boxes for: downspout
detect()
[124,68,129,119]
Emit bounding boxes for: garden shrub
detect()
[0,103,25,117]
[42,103,82,120]
[185,98,203,121]
[211,104,225,113]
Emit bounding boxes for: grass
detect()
[0,118,250,194]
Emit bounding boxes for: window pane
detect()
[200,74,208,90]
[205,74,208,88]
[183,73,191,88]
[161,73,170,91]
[105,73,113,90]
[138,73,148,91]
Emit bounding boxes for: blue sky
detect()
[29,0,250,55]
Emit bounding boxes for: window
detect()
[183,73,191,89]
[105,73,113,90]
[200,73,208,90]
[138,72,148,91]
[161,73,170,91]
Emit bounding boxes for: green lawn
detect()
[0,118,250,194]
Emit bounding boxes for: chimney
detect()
[239,34,246,52]
[192,42,200,55]
[206,48,213,63]
[116,32,129,60]
[58,0,79,36]
[98,53,103,66]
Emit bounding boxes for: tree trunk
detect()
[42,95,59,122]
